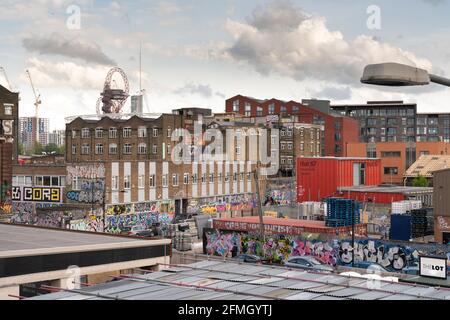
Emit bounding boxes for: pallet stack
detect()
[325,198,360,227]
[411,209,428,238]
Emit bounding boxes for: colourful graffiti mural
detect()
[205,230,450,272]
[104,201,175,233]
[264,179,295,206]
[187,194,256,215]
[70,216,104,232]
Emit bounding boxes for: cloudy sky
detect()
[1,0,450,130]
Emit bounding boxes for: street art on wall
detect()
[12,186,63,203]
[264,179,295,206]
[0,182,12,214]
[204,230,450,272]
[70,216,104,232]
[187,194,256,215]
[104,201,175,233]
[66,164,105,182]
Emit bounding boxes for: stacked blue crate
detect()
[325,198,360,227]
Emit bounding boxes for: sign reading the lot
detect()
[12,187,62,203]
[419,256,448,279]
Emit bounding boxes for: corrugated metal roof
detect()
[405,155,450,177]
[28,260,448,300]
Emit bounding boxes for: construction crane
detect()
[25,70,41,119]
[26,70,42,146]
[0,67,12,91]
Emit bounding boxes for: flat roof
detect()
[298,157,380,161]
[339,185,433,194]
[214,216,328,229]
[29,260,450,300]
[0,223,170,258]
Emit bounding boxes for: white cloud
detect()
[224,1,432,85]
[154,1,181,15]
[23,33,116,66]
[23,57,110,90]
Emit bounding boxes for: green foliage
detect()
[32,141,43,155]
[18,143,25,156]
[412,174,428,187]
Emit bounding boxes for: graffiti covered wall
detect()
[204,230,450,271]
[105,201,175,233]
[187,194,256,215]
[264,179,295,206]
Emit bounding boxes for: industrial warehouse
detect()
[1,0,450,310]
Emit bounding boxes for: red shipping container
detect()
[296,157,381,202]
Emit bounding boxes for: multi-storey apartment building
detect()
[346,141,450,184]
[331,101,450,143]
[48,130,65,148]
[66,111,260,232]
[19,117,50,152]
[225,95,359,157]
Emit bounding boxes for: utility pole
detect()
[253,164,265,245]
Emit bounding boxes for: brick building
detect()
[0,84,19,214]
[65,111,261,233]
[331,100,450,143]
[225,95,359,157]
[346,141,450,184]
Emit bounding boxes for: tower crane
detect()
[0,67,12,91]
[26,70,42,145]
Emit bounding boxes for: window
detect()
[281,142,286,150]
[124,176,131,189]
[384,167,398,175]
[112,176,119,190]
[109,128,117,138]
[300,143,304,151]
[335,133,342,141]
[387,118,397,126]
[245,103,251,116]
[233,172,238,182]
[81,144,90,155]
[167,128,172,138]
[72,130,77,138]
[123,128,132,138]
[224,173,229,182]
[280,106,287,115]
[417,117,427,126]
[387,128,397,136]
[240,172,244,181]
[268,104,275,115]
[109,143,118,155]
[72,177,80,190]
[417,127,427,135]
[256,106,263,117]
[429,118,439,126]
[233,100,240,112]
[201,173,206,184]
[123,144,132,155]
[334,122,341,130]
[149,175,155,187]
[152,144,158,154]
[162,174,168,187]
[235,144,241,155]
[218,173,223,182]
[293,106,299,113]
[420,151,430,156]
[192,173,198,184]
[381,151,401,158]
[153,128,158,137]
[95,128,103,139]
[138,175,145,188]
[287,142,293,150]
[81,128,90,139]
[428,127,439,135]
[72,144,77,155]
[172,174,179,186]
[209,174,214,183]
[167,144,171,155]
[138,143,147,154]
[4,104,13,115]
[184,173,189,185]
[95,144,103,155]
[138,127,147,138]
[287,128,293,137]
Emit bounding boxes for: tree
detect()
[32,141,43,155]
[44,143,59,153]
[412,174,428,187]
[18,143,25,156]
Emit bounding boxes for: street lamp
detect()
[361,62,450,87]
